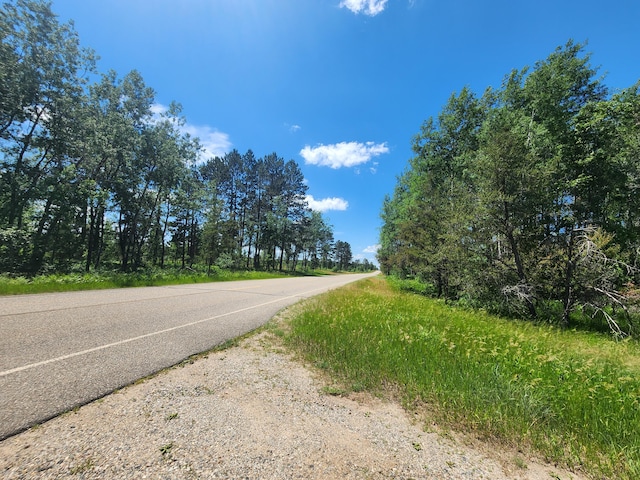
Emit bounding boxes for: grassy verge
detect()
[284,277,640,479]
[0,268,327,295]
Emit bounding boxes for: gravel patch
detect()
[1,319,587,479]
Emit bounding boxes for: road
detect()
[0,273,377,440]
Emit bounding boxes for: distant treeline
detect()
[379,41,640,335]
[0,0,375,275]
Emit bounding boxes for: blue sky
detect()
[50,0,640,265]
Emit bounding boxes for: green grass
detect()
[0,268,329,295]
[284,277,640,480]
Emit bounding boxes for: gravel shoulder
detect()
[1,309,587,479]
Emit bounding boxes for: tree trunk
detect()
[160,201,170,269]
[503,201,537,318]
[86,202,97,272]
[561,230,576,328]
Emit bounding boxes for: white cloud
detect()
[305,195,349,212]
[182,124,232,159]
[151,103,232,160]
[300,141,389,169]
[364,244,380,254]
[287,123,301,133]
[339,0,388,16]
[355,245,380,265]
[150,104,167,116]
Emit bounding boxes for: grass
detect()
[283,276,640,480]
[159,442,174,457]
[69,458,94,474]
[0,268,332,296]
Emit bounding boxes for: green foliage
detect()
[333,240,352,271]
[0,227,31,272]
[379,40,640,336]
[386,275,435,296]
[0,1,349,277]
[285,278,640,479]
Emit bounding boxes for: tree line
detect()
[0,0,371,274]
[379,41,640,335]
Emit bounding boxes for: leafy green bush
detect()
[386,275,435,296]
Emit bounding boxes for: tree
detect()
[303,210,333,270]
[198,150,322,272]
[379,41,640,335]
[473,101,550,317]
[0,0,95,271]
[522,41,607,326]
[379,87,488,298]
[334,240,352,271]
[0,1,336,276]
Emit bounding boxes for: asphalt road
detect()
[0,273,378,440]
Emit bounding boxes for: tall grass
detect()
[0,268,301,295]
[284,277,640,479]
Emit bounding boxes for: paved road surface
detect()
[0,273,378,440]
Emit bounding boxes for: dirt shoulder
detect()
[1,315,587,479]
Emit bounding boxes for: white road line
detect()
[0,285,326,378]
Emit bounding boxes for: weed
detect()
[159,443,174,456]
[314,360,330,369]
[69,458,94,474]
[271,327,286,338]
[284,277,640,480]
[351,382,366,392]
[321,385,347,396]
[513,455,528,469]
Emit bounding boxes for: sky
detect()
[49,0,640,265]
